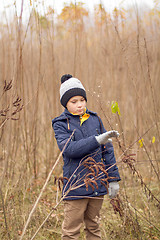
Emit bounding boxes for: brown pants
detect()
[62,196,104,240]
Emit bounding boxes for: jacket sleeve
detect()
[53,121,99,159]
[98,117,121,182]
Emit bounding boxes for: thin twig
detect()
[0,187,11,240]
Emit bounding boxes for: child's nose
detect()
[78,101,82,107]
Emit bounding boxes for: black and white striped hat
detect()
[60,74,87,107]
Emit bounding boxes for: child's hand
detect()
[95,130,119,145]
[108,181,119,199]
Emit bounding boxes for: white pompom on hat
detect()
[60,74,87,107]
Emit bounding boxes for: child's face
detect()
[66,96,86,115]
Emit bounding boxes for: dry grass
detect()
[0,1,160,239]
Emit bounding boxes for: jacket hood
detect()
[52,111,68,125]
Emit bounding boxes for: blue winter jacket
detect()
[52,108,120,200]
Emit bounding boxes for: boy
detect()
[52,74,121,240]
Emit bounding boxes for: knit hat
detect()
[60,74,87,107]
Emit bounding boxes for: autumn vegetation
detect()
[0,1,160,239]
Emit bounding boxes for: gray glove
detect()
[95,130,119,145]
[108,181,119,199]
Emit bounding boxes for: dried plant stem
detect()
[30,198,64,240]
[128,203,160,234]
[133,122,159,181]
[96,98,125,151]
[144,37,160,142]
[0,187,11,239]
[73,0,77,75]
[117,113,126,148]
[19,130,75,240]
[0,118,8,129]
[98,99,112,129]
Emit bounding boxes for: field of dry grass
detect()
[0,1,160,239]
